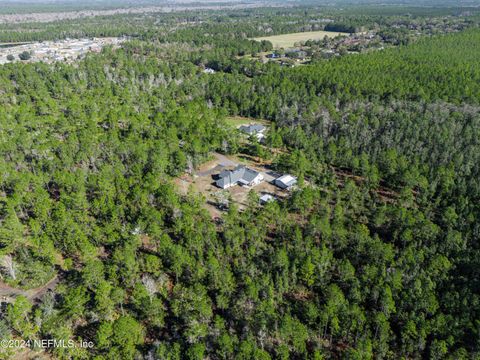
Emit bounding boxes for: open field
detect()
[253,30,349,48]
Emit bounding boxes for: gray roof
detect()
[274,174,297,189]
[216,165,261,188]
[239,124,266,134]
[260,194,275,204]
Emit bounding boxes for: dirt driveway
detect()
[196,153,238,177]
[175,152,290,218]
[0,275,59,303]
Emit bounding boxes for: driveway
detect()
[0,275,59,303]
[214,153,238,167]
[196,153,238,177]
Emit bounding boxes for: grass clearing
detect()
[252,30,349,48]
[225,116,269,128]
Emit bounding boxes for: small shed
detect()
[259,194,275,205]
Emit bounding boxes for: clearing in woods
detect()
[225,116,269,128]
[253,30,349,48]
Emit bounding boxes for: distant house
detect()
[259,194,275,205]
[280,61,295,67]
[239,124,267,142]
[203,67,216,74]
[215,165,264,189]
[266,53,282,59]
[274,174,297,190]
[286,49,308,60]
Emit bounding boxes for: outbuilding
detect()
[274,174,297,190]
[259,194,275,205]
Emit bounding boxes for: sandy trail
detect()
[0,275,59,302]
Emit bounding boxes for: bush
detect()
[18,51,31,61]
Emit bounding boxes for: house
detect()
[259,194,275,205]
[266,53,282,59]
[280,61,295,67]
[203,67,216,74]
[215,165,264,189]
[286,49,308,60]
[274,174,297,190]
[239,124,267,142]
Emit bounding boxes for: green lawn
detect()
[225,116,269,128]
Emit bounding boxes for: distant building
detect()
[280,61,295,67]
[215,165,264,189]
[203,67,216,74]
[131,227,142,235]
[266,53,282,59]
[286,49,308,60]
[239,124,266,141]
[274,174,297,190]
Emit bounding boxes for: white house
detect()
[239,124,267,142]
[216,165,264,189]
[203,67,216,74]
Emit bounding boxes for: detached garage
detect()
[274,174,297,190]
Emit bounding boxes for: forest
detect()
[0,3,479,360]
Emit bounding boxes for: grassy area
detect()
[225,116,270,128]
[253,30,348,48]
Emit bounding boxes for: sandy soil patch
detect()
[253,30,348,48]
[175,152,290,218]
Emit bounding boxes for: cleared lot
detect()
[175,153,289,218]
[225,116,270,128]
[253,30,348,48]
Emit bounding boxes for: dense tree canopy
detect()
[0,4,479,359]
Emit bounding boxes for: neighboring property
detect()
[266,53,283,59]
[274,174,297,190]
[259,194,275,205]
[203,67,216,74]
[239,124,267,142]
[286,49,308,60]
[215,165,264,189]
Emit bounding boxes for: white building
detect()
[203,68,216,74]
[260,194,275,205]
[239,124,267,142]
[215,165,264,189]
[274,174,297,190]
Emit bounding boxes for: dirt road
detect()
[0,275,59,303]
[196,153,238,177]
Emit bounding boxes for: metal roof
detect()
[275,174,297,188]
[216,166,262,188]
[239,124,266,134]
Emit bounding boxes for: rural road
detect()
[0,275,59,303]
